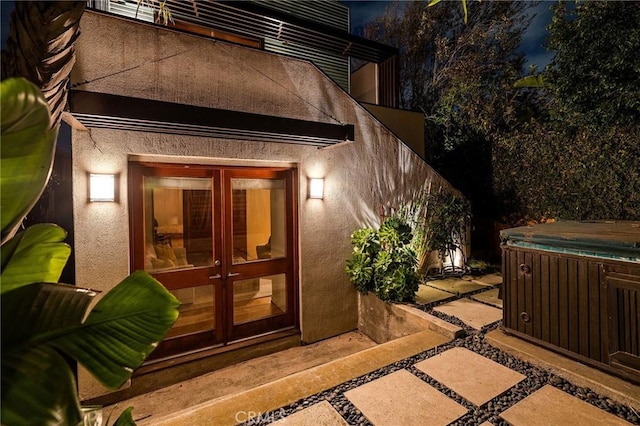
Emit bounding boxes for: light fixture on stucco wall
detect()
[88,173,117,202]
[308,177,324,199]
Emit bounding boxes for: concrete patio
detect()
[107,274,640,425]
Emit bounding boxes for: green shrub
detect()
[493,122,640,222]
[346,217,420,302]
[424,191,471,274]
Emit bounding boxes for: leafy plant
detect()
[0,78,58,243]
[136,0,174,25]
[428,0,469,24]
[346,217,420,302]
[424,191,471,276]
[1,77,180,425]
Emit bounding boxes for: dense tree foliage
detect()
[546,1,640,129]
[365,1,532,147]
[494,1,640,222]
[367,0,639,239]
[365,0,536,257]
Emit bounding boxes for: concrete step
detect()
[147,328,452,425]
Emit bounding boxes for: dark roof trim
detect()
[69,90,354,147]
[215,1,397,63]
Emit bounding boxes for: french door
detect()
[129,163,298,359]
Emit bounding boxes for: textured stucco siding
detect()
[71,11,454,398]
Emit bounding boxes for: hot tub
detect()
[500,220,640,383]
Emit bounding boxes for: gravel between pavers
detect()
[239,285,639,426]
[239,323,639,426]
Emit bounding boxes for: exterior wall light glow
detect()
[89,173,116,202]
[308,178,324,199]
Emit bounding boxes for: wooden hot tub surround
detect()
[501,221,640,384]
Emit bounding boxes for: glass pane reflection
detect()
[231,178,286,264]
[144,176,214,271]
[166,285,215,337]
[233,274,287,324]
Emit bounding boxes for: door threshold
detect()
[84,329,301,407]
[137,328,300,375]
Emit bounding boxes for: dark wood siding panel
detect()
[517,250,527,333]
[588,262,602,361]
[578,260,590,357]
[541,254,551,343]
[558,257,569,350]
[525,251,535,336]
[613,286,640,357]
[509,248,519,329]
[532,252,542,339]
[567,258,579,354]
[503,245,640,383]
[549,256,560,346]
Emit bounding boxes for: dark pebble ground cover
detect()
[240,292,640,426]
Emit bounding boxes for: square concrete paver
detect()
[433,298,502,330]
[426,278,489,295]
[274,401,347,426]
[500,385,632,426]
[469,288,503,309]
[415,285,454,305]
[471,273,503,286]
[415,347,526,406]
[344,369,467,425]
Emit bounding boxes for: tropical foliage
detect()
[346,217,420,302]
[1,78,179,426]
[0,1,85,129]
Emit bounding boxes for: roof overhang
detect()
[68,90,354,147]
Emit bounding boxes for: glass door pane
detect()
[142,175,219,346]
[225,169,297,342]
[144,176,214,271]
[233,273,287,324]
[131,163,297,356]
[231,178,286,264]
[166,285,215,337]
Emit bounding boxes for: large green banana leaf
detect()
[2,346,83,426]
[1,72,180,425]
[1,77,58,244]
[1,223,71,294]
[53,271,180,388]
[1,273,180,424]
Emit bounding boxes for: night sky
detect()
[1,0,555,71]
[343,0,556,71]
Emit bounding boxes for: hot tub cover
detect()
[500,220,640,262]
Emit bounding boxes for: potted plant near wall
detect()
[423,191,472,277]
[346,216,420,303]
[1,77,180,425]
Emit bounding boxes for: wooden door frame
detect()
[128,161,299,359]
[222,168,299,342]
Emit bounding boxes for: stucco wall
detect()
[71,11,454,398]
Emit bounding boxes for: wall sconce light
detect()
[89,173,116,202]
[308,178,324,199]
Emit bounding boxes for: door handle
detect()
[209,274,221,280]
[227,272,240,278]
